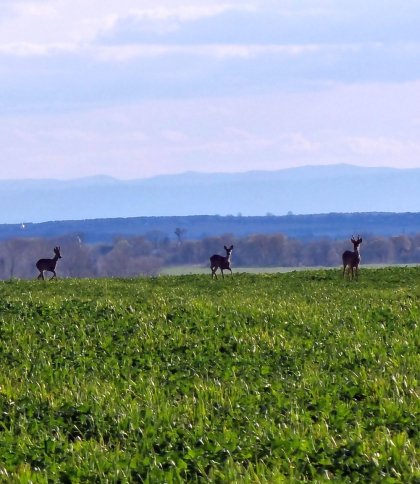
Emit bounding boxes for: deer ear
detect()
[224,245,228,250]
[230,245,234,249]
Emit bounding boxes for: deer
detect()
[210,245,234,279]
[342,236,362,280]
[36,246,62,280]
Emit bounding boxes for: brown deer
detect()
[210,245,234,279]
[342,236,362,280]
[36,246,62,280]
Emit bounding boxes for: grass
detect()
[160,263,420,276]
[161,265,332,276]
[0,267,418,482]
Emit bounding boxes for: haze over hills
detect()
[0,164,419,224]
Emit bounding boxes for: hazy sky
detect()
[1,0,420,180]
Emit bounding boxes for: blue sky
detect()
[1,0,420,180]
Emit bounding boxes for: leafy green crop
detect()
[0,268,418,482]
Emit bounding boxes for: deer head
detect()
[224,245,234,256]
[351,236,362,247]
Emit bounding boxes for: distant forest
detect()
[1,232,419,279]
[2,212,420,244]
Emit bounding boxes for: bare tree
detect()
[174,227,186,245]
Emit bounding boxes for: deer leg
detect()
[50,271,57,280]
[221,269,224,279]
[211,267,217,279]
[37,271,44,280]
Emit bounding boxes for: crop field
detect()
[0,267,418,482]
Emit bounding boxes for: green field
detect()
[0,268,419,482]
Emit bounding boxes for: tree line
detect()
[0,232,419,279]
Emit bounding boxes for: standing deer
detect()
[342,236,362,280]
[36,246,62,280]
[210,245,234,279]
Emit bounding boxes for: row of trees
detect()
[0,232,419,280]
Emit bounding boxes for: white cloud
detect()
[2,80,419,181]
[280,133,321,154]
[161,130,189,143]
[1,1,420,180]
[125,4,255,22]
[0,1,257,44]
[2,0,418,48]
[346,136,420,158]
[88,43,324,62]
[0,42,77,56]
[13,2,57,18]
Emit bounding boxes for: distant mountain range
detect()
[0,164,419,224]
